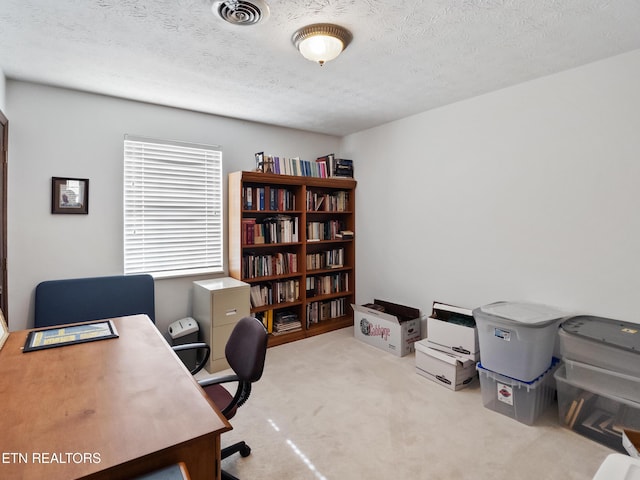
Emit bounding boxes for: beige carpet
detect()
[205,327,613,479]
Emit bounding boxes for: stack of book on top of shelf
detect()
[316,153,354,179]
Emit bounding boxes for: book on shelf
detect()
[334,158,354,178]
[243,252,298,278]
[316,153,335,177]
[272,311,301,335]
[251,152,355,179]
[315,158,328,178]
[256,309,274,333]
[307,220,344,241]
[255,152,264,172]
[336,230,354,239]
[306,190,349,212]
[316,154,354,178]
[243,186,253,209]
[307,272,349,296]
[306,248,344,271]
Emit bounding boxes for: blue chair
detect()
[34,274,156,328]
[33,274,211,376]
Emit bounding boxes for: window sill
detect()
[145,267,225,280]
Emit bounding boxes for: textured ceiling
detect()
[2,0,640,136]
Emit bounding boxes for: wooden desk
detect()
[0,315,231,480]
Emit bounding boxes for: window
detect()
[124,135,223,277]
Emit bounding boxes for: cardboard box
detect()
[351,299,421,357]
[623,429,640,458]
[427,301,479,362]
[415,340,477,391]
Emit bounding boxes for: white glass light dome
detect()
[292,24,352,66]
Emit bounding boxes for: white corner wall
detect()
[7,81,340,332]
[342,49,640,323]
[0,69,5,112]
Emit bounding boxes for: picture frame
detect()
[255,151,265,172]
[0,309,8,352]
[23,319,119,353]
[51,177,89,214]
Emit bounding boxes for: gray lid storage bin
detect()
[473,301,565,382]
[559,315,640,377]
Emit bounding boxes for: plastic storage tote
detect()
[477,358,560,426]
[559,315,640,377]
[473,301,565,382]
[564,359,640,404]
[555,363,640,453]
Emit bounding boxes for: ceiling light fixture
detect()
[292,23,352,66]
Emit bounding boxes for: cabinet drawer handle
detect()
[225,309,237,316]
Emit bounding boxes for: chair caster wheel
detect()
[239,445,251,457]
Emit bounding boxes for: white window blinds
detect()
[124,135,223,277]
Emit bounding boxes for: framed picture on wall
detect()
[51,177,89,214]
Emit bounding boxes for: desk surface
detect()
[0,315,231,480]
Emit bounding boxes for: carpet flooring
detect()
[199,326,614,479]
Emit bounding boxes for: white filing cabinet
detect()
[192,277,250,373]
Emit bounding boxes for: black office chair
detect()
[34,275,267,479]
[196,316,268,480]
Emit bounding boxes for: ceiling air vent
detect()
[213,0,270,26]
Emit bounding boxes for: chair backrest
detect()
[226,316,268,382]
[34,274,155,328]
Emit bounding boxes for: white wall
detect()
[6,81,340,332]
[0,70,5,112]
[342,49,640,324]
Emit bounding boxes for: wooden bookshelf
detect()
[229,171,356,347]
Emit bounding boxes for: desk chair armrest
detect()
[197,374,240,388]
[197,374,252,418]
[171,342,210,375]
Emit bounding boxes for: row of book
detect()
[255,152,354,179]
[305,272,349,297]
[305,190,350,212]
[249,279,300,308]
[256,310,302,335]
[306,247,344,271]
[306,297,347,327]
[241,216,299,245]
[243,186,296,211]
[242,252,298,279]
[307,220,345,242]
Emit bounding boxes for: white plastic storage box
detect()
[473,301,565,382]
[426,302,479,362]
[477,358,560,426]
[352,300,421,357]
[415,340,476,391]
[555,364,640,453]
[559,315,640,377]
[592,454,640,480]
